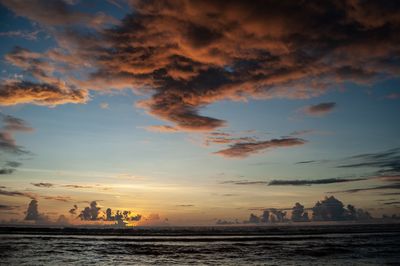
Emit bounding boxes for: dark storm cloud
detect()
[31,182,54,188]
[2,0,400,132]
[302,102,336,116]
[268,177,366,186]
[214,138,306,158]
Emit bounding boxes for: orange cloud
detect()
[2,0,400,131]
[0,81,88,106]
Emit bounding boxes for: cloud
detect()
[302,102,336,116]
[337,148,400,175]
[0,131,29,154]
[329,183,400,194]
[137,213,168,226]
[31,182,54,188]
[0,46,89,107]
[289,130,315,136]
[214,138,306,158]
[5,161,22,168]
[246,209,288,224]
[99,102,109,109]
[2,0,399,132]
[24,199,47,222]
[291,203,309,222]
[204,135,256,146]
[77,201,141,224]
[105,208,142,225]
[216,219,239,225]
[78,201,101,221]
[385,93,400,100]
[0,188,36,199]
[1,113,34,132]
[144,125,179,133]
[295,160,318,164]
[220,180,269,185]
[69,204,78,215]
[312,196,373,221]
[234,196,372,225]
[381,192,400,196]
[0,81,89,106]
[0,168,15,175]
[0,204,19,211]
[0,0,118,28]
[383,201,400,205]
[42,195,72,202]
[0,113,32,161]
[63,184,93,189]
[268,177,366,186]
[0,30,40,40]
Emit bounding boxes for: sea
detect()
[0,223,399,265]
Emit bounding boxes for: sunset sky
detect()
[0,0,399,226]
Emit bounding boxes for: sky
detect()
[0,0,399,226]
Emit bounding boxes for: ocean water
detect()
[0,224,399,265]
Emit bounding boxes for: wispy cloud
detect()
[268,178,366,186]
[144,125,179,133]
[0,188,36,199]
[0,204,19,211]
[221,180,269,185]
[214,138,306,158]
[42,195,72,202]
[337,147,400,176]
[302,102,336,116]
[329,183,400,194]
[0,30,40,40]
[31,182,54,188]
